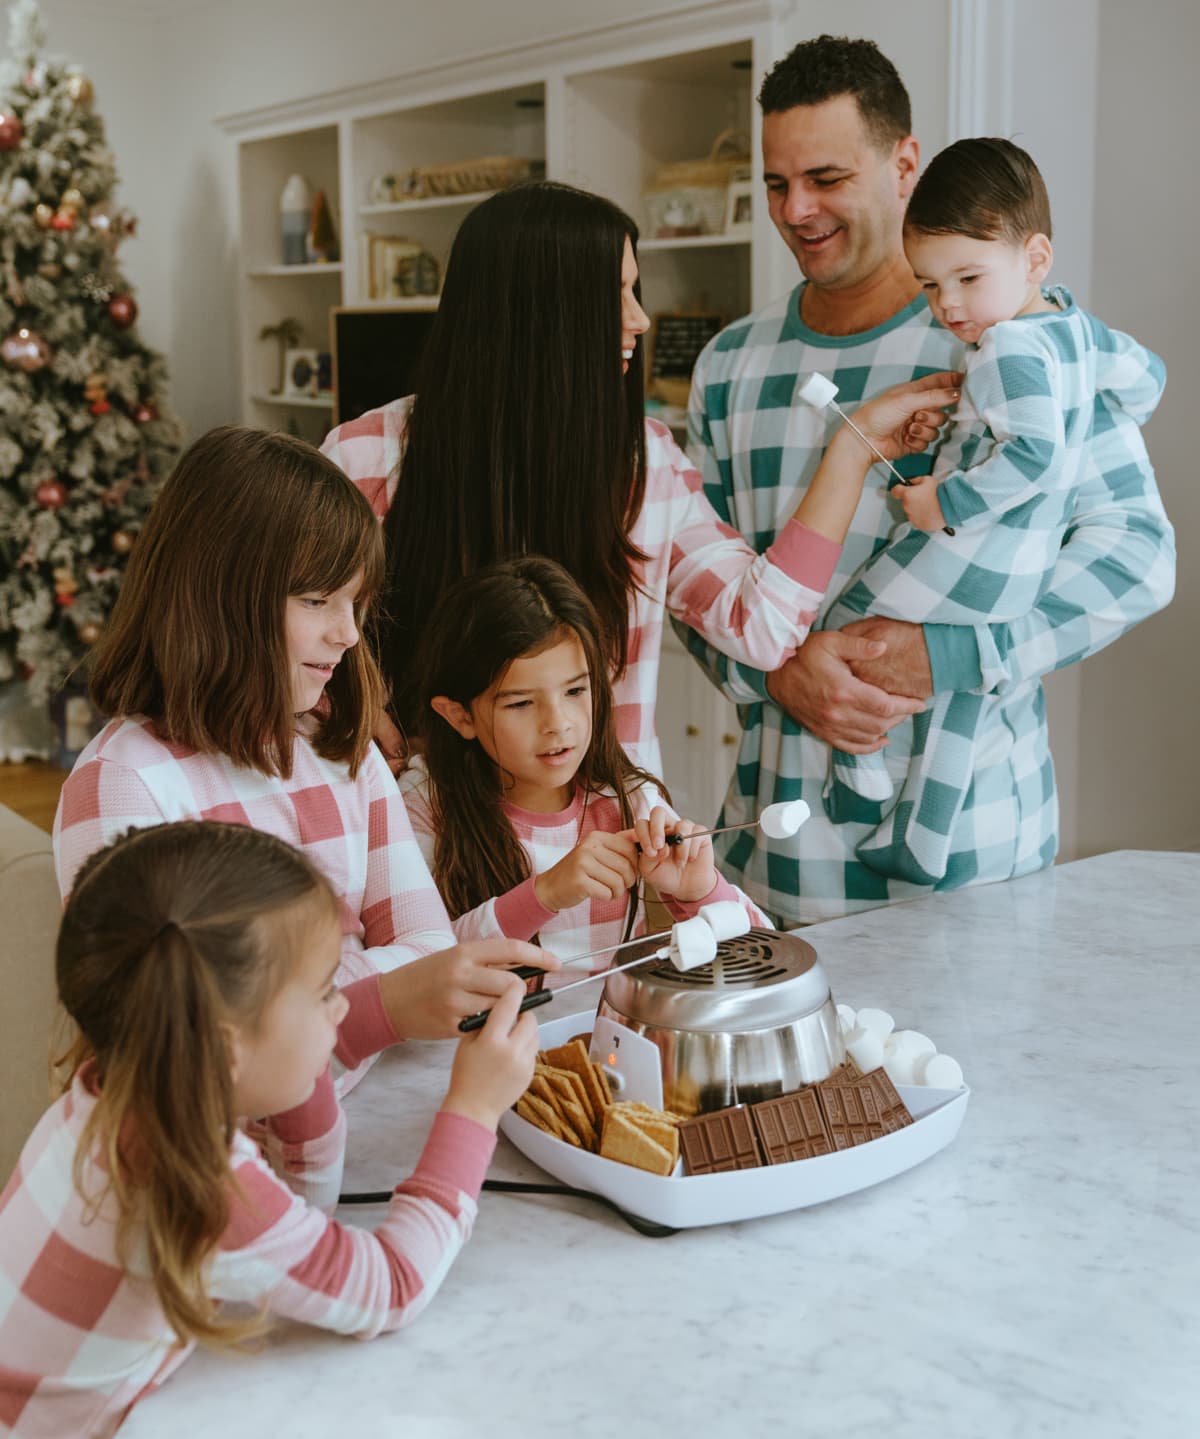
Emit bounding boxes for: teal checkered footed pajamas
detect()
[679,286,1175,924]
[823,287,1167,884]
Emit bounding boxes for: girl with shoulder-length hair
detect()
[322,179,961,769]
[401,557,768,973]
[0,821,537,1438]
[54,426,553,1206]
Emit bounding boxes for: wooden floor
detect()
[0,761,68,833]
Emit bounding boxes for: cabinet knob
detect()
[721,733,737,746]
[685,724,700,737]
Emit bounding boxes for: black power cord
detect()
[339,1178,679,1238]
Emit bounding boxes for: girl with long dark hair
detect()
[321,181,958,769]
[401,557,769,974]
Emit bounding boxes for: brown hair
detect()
[758,34,912,151]
[905,137,1053,243]
[417,557,662,930]
[89,425,386,778]
[56,820,338,1347]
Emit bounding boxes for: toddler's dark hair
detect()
[906,137,1052,242]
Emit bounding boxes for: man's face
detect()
[762,95,917,293]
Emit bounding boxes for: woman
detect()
[321,181,956,773]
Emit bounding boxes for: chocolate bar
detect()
[861,1068,913,1134]
[678,1105,762,1175]
[751,1089,833,1163]
[815,1072,886,1150]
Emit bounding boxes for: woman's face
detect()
[621,236,650,374]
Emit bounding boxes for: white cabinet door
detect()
[654,623,741,825]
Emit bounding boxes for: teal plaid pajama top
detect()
[679,285,1175,924]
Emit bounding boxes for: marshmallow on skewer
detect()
[797,372,839,409]
[668,915,718,971]
[698,900,751,942]
[758,799,811,840]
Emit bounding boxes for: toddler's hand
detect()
[633,809,717,903]
[441,981,540,1131]
[534,830,638,913]
[898,474,948,531]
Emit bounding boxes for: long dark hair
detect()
[56,820,337,1347]
[89,426,386,778]
[417,557,660,924]
[381,181,649,738]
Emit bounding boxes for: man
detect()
[680,34,1174,925]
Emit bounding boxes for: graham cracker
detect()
[599,1110,675,1176]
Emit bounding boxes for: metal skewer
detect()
[829,399,955,538]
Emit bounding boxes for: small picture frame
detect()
[283,347,320,398]
[724,179,753,238]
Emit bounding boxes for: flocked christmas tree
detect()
[0,0,180,704]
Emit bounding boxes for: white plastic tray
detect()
[498,1009,970,1229]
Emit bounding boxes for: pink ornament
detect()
[1,328,52,372]
[0,113,23,151]
[35,480,68,509]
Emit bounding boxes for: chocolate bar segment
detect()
[816,1073,886,1149]
[678,1105,762,1175]
[750,1089,833,1163]
[862,1068,913,1134]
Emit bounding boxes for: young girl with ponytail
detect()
[0,821,536,1439]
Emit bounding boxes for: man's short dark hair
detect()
[758,34,911,150]
[905,138,1053,242]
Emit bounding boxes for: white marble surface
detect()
[122,852,1200,1439]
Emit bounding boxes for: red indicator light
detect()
[607,1054,617,1067]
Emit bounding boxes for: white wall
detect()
[9,0,1194,855]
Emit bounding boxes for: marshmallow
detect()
[669,915,718,971]
[916,1053,965,1089]
[758,799,811,840]
[835,1003,858,1034]
[843,1025,884,1074]
[796,372,839,409]
[882,1050,918,1086]
[698,900,751,942]
[884,1029,937,1062]
[854,1007,895,1039]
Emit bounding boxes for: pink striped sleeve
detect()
[210,1111,496,1337]
[256,1066,347,1213]
[648,424,841,670]
[53,754,167,900]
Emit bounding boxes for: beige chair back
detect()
[0,802,62,1178]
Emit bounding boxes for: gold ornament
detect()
[60,186,84,212]
[34,202,53,228]
[79,621,102,645]
[66,73,94,105]
[111,530,133,553]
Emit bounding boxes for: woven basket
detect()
[646,129,751,190]
[407,155,545,199]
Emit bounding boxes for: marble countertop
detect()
[122,851,1200,1439]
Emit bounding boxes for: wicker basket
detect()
[642,129,751,237]
[407,155,545,199]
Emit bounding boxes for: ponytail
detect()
[57,821,335,1347]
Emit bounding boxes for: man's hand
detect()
[765,631,925,753]
[840,617,934,700]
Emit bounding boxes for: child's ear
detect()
[1026,233,1053,284]
[430,695,477,741]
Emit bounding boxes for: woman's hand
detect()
[533,831,639,913]
[378,938,558,1040]
[633,809,717,903]
[441,981,540,1131]
[842,370,963,462]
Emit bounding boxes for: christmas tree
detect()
[0,0,180,705]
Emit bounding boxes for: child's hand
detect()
[378,938,558,1040]
[441,980,540,1131]
[847,371,962,461]
[534,831,638,913]
[633,809,717,903]
[897,474,948,531]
